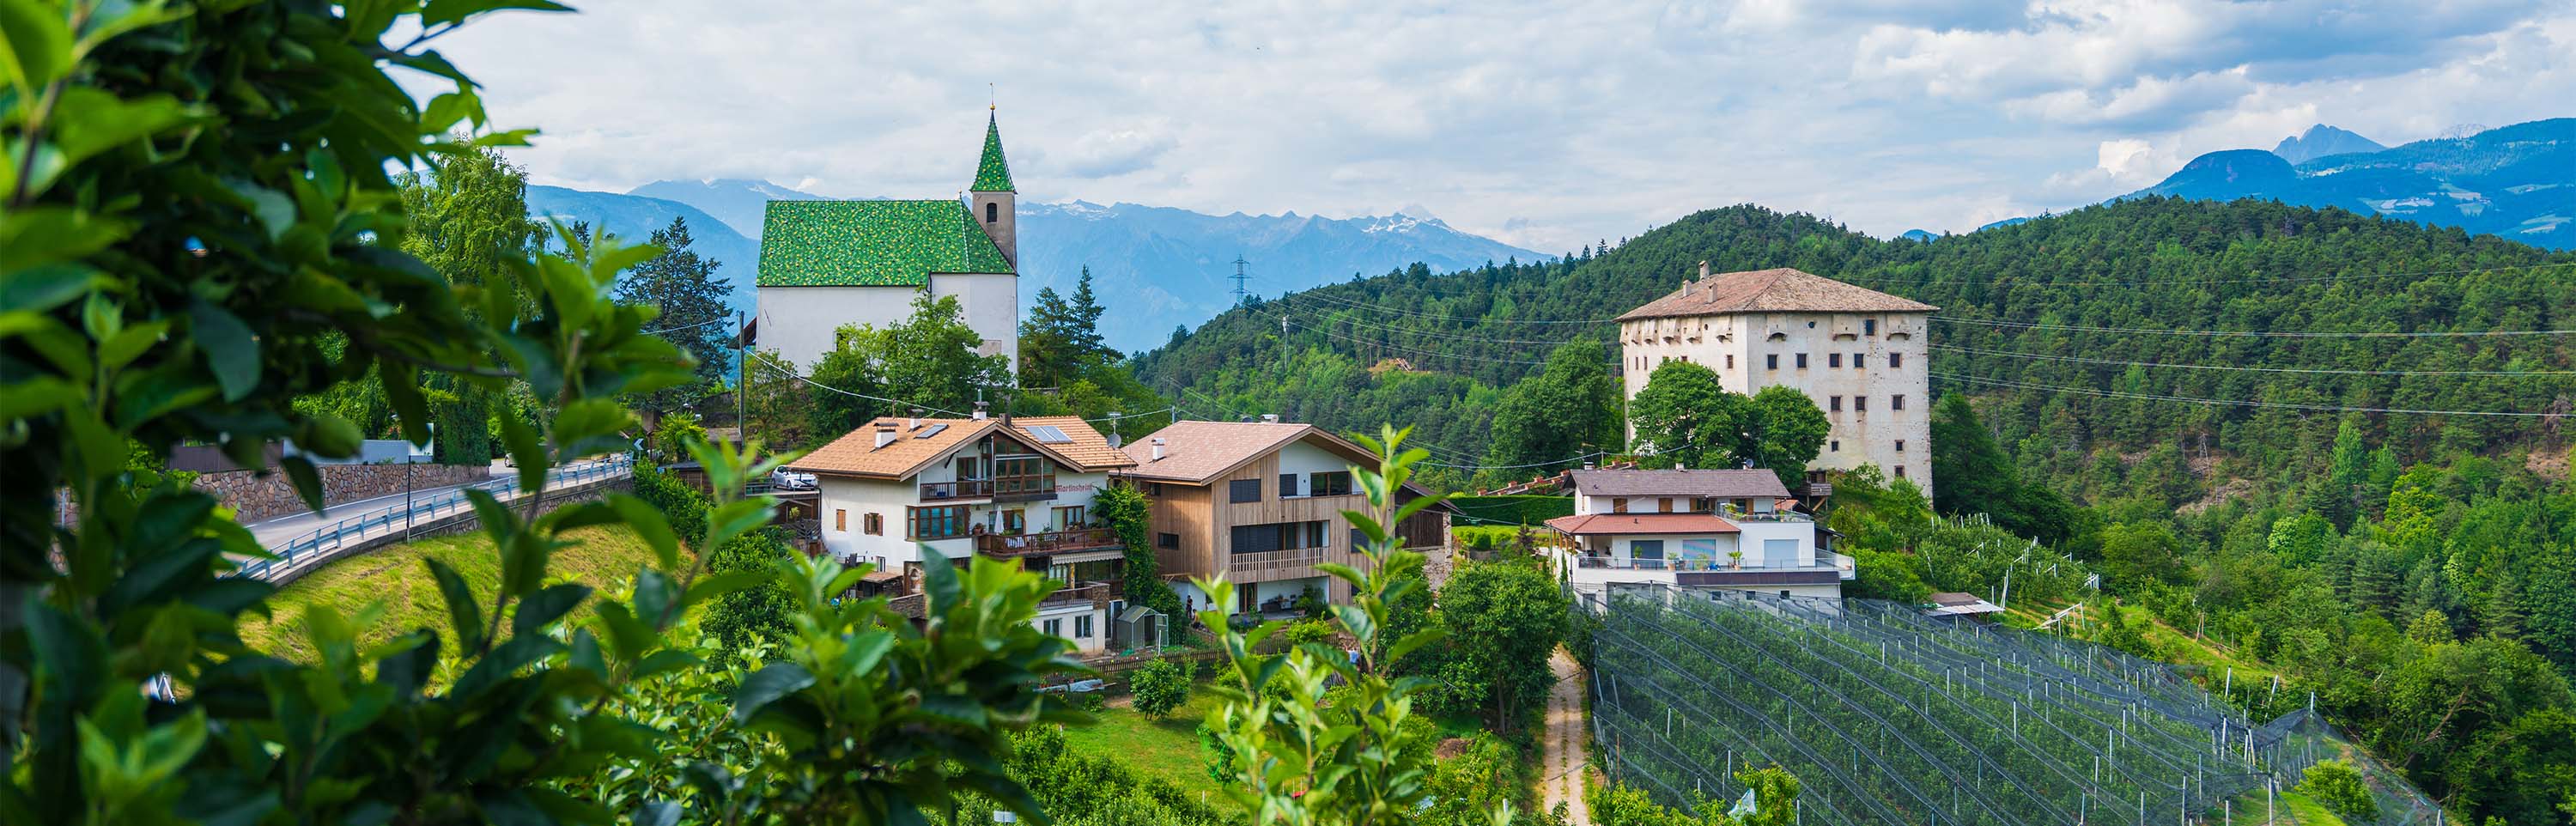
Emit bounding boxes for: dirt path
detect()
[1541,647,1592,824]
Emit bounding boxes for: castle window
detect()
[1852,353,1864,368]
[1829,396,1842,412]
[1895,465,1906,478]
[1725,355,1734,369]
[1795,353,1808,368]
[1854,396,1867,412]
[1829,440,1840,452]
[1865,319,1878,336]
[1889,352,1904,368]
[1765,355,1778,370]
[1893,394,1905,410]
[1828,354,1842,368]
[1896,440,1906,452]
[985,201,999,222]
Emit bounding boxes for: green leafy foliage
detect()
[1484,337,1623,472]
[804,292,1009,442]
[2297,760,2380,823]
[616,216,734,421]
[1129,659,1194,720]
[1098,483,1183,617]
[1423,556,1570,730]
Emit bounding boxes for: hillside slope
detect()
[1136,198,2576,486]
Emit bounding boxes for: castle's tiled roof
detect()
[973,113,1015,192]
[1617,267,1935,321]
[756,199,1013,288]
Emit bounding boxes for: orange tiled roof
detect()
[1545,513,1741,536]
[787,416,1133,480]
[1617,267,1935,321]
[1118,421,1336,483]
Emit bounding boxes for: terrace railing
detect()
[975,526,1121,557]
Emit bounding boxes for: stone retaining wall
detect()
[197,463,492,521]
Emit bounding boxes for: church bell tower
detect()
[969,108,1017,268]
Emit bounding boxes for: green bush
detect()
[1285,618,1339,647]
[1449,495,1576,526]
[1132,659,1195,720]
[2298,760,2380,823]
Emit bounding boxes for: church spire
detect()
[972,110,1015,193]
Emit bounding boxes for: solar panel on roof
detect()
[914,423,948,439]
[1025,425,1072,444]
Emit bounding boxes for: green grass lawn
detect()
[1060,693,1227,799]
[240,525,667,662]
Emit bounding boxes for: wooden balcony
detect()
[920,474,1059,503]
[1226,548,1327,581]
[1040,580,1112,610]
[975,526,1121,558]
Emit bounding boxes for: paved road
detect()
[243,464,507,548]
[1543,647,1594,824]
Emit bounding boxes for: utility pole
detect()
[1230,255,1249,305]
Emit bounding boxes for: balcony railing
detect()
[1228,547,1327,578]
[975,527,1122,557]
[1041,580,1112,609]
[1569,555,1839,574]
[920,479,993,501]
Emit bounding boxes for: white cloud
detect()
[417,0,2576,248]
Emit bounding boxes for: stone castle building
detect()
[754,111,1021,373]
[1616,266,1937,496]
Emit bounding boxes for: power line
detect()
[1929,343,2576,377]
[641,315,733,336]
[1291,289,1625,325]
[1938,317,2576,338]
[1842,260,2574,290]
[1930,371,2571,417]
[1293,319,1563,366]
[1282,295,1602,347]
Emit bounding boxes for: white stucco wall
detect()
[812,453,1110,571]
[1620,309,1932,496]
[754,272,1020,376]
[1273,440,1357,498]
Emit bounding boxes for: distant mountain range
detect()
[2269,124,2386,165]
[526,179,1545,352]
[2118,118,2573,249]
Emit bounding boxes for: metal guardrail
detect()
[234,455,633,581]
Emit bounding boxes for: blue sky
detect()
[439,0,2576,252]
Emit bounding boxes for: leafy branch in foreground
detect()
[1194,425,1511,826]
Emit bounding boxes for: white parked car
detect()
[769,470,817,490]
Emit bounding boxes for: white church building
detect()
[753,111,1021,372]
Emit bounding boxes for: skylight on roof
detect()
[915,423,948,440]
[1025,425,1072,444]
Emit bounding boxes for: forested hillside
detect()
[1136,198,2576,822]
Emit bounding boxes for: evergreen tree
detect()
[1019,267,1112,388]
[617,216,733,422]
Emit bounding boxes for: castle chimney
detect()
[873,421,901,449]
[1151,437,1166,462]
[973,401,988,421]
[1698,260,1710,280]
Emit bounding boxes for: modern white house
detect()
[1616,266,1937,498]
[1544,468,1853,599]
[784,411,1136,653]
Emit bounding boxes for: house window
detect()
[1659,497,1674,513]
[1896,440,1906,452]
[1612,497,1629,513]
[1765,354,1778,370]
[1829,395,1842,412]
[1828,353,1842,368]
[1311,471,1354,495]
[1054,505,1086,529]
[986,201,999,223]
[1230,478,1261,503]
[1630,540,1665,562]
[1795,353,1808,368]
[1143,482,1163,496]
[1075,614,1094,638]
[1864,319,1877,336]
[1157,532,1180,549]
[1889,352,1903,368]
[1280,472,1300,497]
[1042,617,1063,637]
[864,513,884,536]
[1893,394,1905,410]
[1854,396,1867,412]
[907,505,969,540]
[1003,509,1026,534]
[1895,465,1907,478]
[835,508,847,531]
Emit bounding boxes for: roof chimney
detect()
[1676,462,1687,471]
[908,407,922,429]
[1261,413,1279,424]
[1583,462,1595,471]
[873,421,901,449]
[1150,437,1166,462]
[973,401,988,421]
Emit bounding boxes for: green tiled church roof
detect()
[756,199,1014,288]
[973,112,1014,192]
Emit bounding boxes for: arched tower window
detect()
[985,202,998,223]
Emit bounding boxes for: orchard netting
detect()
[1583,586,2439,826]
